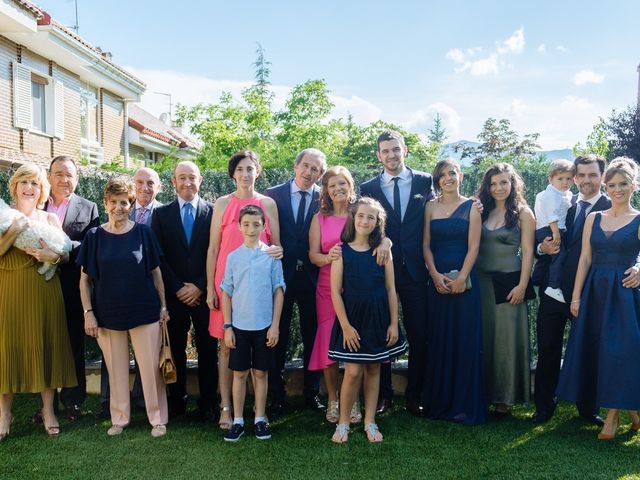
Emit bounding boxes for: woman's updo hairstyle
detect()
[604,157,639,185]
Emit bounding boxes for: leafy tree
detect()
[456,118,540,166]
[603,106,640,162]
[427,113,448,144]
[573,119,609,159]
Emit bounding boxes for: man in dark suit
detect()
[151,161,218,421]
[360,130,434,416]
[532,154,617,424]
[97,167,164,418]
[266,148,327,418]
[43,155,99,421]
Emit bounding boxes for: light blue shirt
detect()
[381,166,412,220]
[220,242,286,331]
[177,195,199,223]
[290,181,314,220]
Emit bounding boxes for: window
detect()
[12,62,64,138]
[31,74,47,133]
[80,85,99,143]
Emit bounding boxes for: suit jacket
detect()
[151,197,213,297]
[532,193,611,298]
[266,180,320,287]
[129,200,163,226]
[45,193,100,310]
[360,167,434,283]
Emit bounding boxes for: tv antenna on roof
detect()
[67,0,79,33]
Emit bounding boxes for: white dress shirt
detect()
[381,166,412,220]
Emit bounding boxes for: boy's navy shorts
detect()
[229,326,273,372]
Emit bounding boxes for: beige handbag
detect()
[159,321,177,385]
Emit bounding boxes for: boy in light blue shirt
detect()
[220,204,285,442]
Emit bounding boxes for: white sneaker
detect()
[544,287,566,303]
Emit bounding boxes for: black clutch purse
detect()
[491,271,536,304]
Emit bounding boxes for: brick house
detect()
[0,0,145,169]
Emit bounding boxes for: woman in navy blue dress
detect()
[557,157,640,439]
[422,158,486,425]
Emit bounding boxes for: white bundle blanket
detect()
[0,199,72,280]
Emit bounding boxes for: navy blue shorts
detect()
[228,326,273,372]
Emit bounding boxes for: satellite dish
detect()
[159,112,170,125]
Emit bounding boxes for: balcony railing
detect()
[80,138,104,164]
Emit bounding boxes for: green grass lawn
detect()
[1,395,639,480]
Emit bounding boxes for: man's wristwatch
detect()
[223,323,233,329]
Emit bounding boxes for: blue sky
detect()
[36,0,640,149]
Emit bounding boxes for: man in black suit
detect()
[530,154,640,424]
[360,130,434,416]
[43,155,99,421]
[97,167,164,418]
[266,148,327,418]
[151,161,218,421]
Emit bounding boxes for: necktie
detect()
[296,191,308,231]
[183,203,194,244]
[135,207,147,224]
[392,177,401,219]
[572,200,590,241]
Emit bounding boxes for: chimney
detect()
[101,51,113,62]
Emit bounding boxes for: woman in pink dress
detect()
[206,150,281,429]
[308,166,356,423]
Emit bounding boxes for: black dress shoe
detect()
[31,409,43,424]
[65,404,81,421]
[268,402,285,420]
[95,405,110,420]
[405,399,424,417]
[580,414,605,426]
[376,397,393,415]
[531,410,553,424]
[304,396,326,412]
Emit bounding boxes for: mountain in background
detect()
[440,141,573,166]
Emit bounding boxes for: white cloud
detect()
[125,67,381,126]
[573,69,605,86]
[445,28,524,77]
[404,102,461,137]
[537,43,546,54]
[505,98,526,116]
[560,95,593,111]
[497,27,525,54]
[556,45,569,53]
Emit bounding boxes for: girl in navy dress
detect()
[328,198,407,443]
[558,157,640,440]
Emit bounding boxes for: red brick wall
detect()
[101,89,124,163]
[0,36,20,150]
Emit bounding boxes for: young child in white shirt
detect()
[534,159,574,303]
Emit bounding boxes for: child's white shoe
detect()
[544,287,566,303]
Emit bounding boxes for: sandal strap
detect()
[364,422,379,433]
[335,423,350,434]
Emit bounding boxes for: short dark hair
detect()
[340,197,387,249]
[238,204,265,224]
[377,129,405,151]
[49,155,78,171]
[574,154,606,174]
[228,150,262,179]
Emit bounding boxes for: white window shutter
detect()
[12,62,31,130]
[53,79,65,139]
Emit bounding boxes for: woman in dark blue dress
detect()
[557,157,640,439]
[422,158,486,425]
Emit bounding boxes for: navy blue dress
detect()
[328,244,407,363]
[422,200,487,425]
[77,223,163,331]
[557,213,640,410]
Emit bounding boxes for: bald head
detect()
[172,161,203,201]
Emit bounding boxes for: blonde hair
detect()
[9,164,50,209]
[319,166,356,214]
[548,159,574,178]
[604,157,638,185]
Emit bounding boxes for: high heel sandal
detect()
[350,401,362,423]
[326,400,339,423]
[0,416,13,442]
[597,417,619,441]
[44,423,60,437]
[331,423,349,444]
[219,406,232,430]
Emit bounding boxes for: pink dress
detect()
[308,214,347,371]
[208,195,271,339]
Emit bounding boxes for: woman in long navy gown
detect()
[557,157,640,439]
[422,158,486,425]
